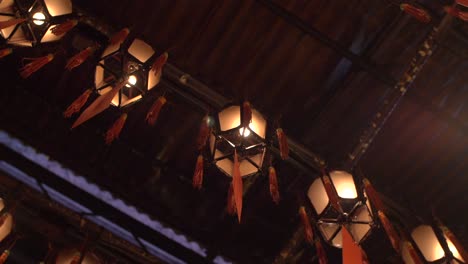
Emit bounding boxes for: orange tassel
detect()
[0,213,8,227]
[151,52,169,76]
[50,19,78,36]
[363,178,385,212]
[105,113,127,145]
[241,101,252,128]
[299,206,313,243]
[20,54,54,78]
[0,250,9,264]
[63,89,93,118]
[445,6,468,21]
[233,150,243,223]
[196,115,211,150]
[0,18,26,30]
[435,217,468,262]
[269,166,280,204]
[378,211,400,254]
[404,241,423,264]
[322,175,342,213]
[192,155,204,190]
[66,46,96,71]
[276,128,289,160]
[145,96,167,126]
[110,28,130,45]
[226,182,236,215]
[457,0,468,7]
[400,4,431,23]
[0,48,12,59]
[315,239,328,264]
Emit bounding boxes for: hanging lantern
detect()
[95,37,160,108]
[0,199,13,243]
[307,171,373,248]
[208,103,268,178]
[402,225,466,264]
[55,248,100,264]
[0,0,73,46]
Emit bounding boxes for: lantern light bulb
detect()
[126,75,137,87]
[32,12,46,25]
[239,127,250,137]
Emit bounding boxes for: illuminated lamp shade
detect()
[95,38,157,108]
[0,0,72,46]
[209,104,267,177]
[401,225,466,264]
[0,199,13,242]
[307,171,373,248]
[55,248,100,264]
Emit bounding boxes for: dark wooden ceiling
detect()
[0,0,467,263]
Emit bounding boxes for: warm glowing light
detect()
[330,171,358,199]
[126,75,137,87]
[435,238,464,261]
[32,12,46,25]
[239,127,251,137]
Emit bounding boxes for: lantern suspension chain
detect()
[345,15,453,170]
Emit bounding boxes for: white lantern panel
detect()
[349,205,372,242]
[40,25,62,42]
[44,0,72,17]
[214,150,261,177]
[251,109,266,139]
[0,199,13,243]
[332,229,343,248]
[330,171,357,199]
[147,70,161,90]
[55,248,100,264]
[412,225,444,262]
[219,106,241,132]
[307,178,329,215]
[319,223,340,240]
[95,63,104,88]
[128,39,155,63]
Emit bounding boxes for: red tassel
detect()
[378,211,400,254]
[196,115,211,150]
[151,52,169,76]
[0,18,26,30]
[457,0,468,7]
[146,96,167,126]
[105,113,128,145]
[315,239,328,264]
[445,6,468,21]
[0,48,12,59]
[63,89,92,118]
[241,101,252,128]
[269,166,280,204]
[276,128,289,160]
[192,155,204,190]
[66,46,96,71]
[110,28,130,45]
[20,54,54,78]
[400,4,431,23]
[233,150,243,223]
[322,175,342,213]
[50,19,78,36]
[404,241,423,264]
[434,217,468,262]
[363,178,385,212]
[0,250,9,264]
[226,182,236,215]
[299,206,313,243]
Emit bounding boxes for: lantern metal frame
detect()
[0,0,73,46]
[307,170,375,248]
[207,103,270,178]
[94,38,159,108]
[403,224,466,264]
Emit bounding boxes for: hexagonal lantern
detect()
[95,38,158,108]
[402,225,466,264]
[208,104,268,178]
[307,171,373,248]
[0,0,73,46]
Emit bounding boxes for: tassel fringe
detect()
[50,19,78,36]
[146,96,167,126]
[63,89,92,118]
[404,241,423,264]
[315,239,328,264]
[378,211,400,254]
[105,113,128,145]
[299,206,313,243]
[269,166,280,204]
[20,54,54,78]
[0,18,26,30]
[196,115,211,150]
[363,178,385,213]
[0,48,12,59]
[110,28,130,45]
[66,46,96,71]
[322,175,342,212]
[151,52,169,76]
[241,101,252,128]
[233,150,243,223]
[192,155,204,190]
[276,128,289,160]
[227,182,236,215]
[400,4,431,23]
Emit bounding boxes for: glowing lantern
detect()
[307,171,373,248]
[0,0,73,46]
